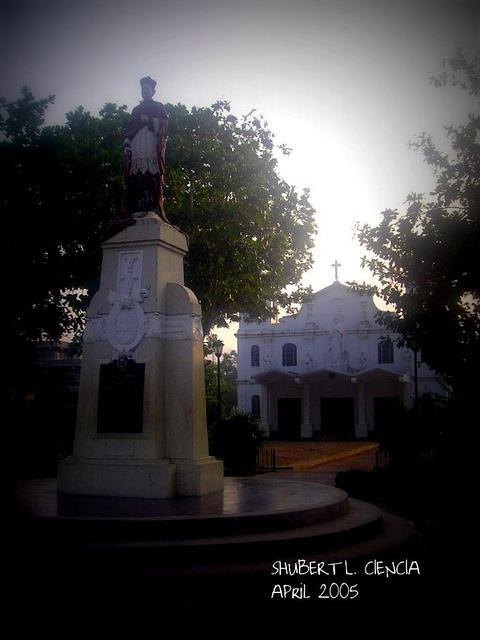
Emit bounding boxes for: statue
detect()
[122,76,169,220]
[327,313,349,370]
[358,352,368,370]
[329,315,345,360]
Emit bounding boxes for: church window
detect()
[251,395,261,419]
[282,343,297,367]
[251,345,260,367]
[378,338,394,364]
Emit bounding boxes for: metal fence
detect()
[256,447,276,473]
[375,449,390,468]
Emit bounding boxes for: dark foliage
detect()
[0,89,316,381]
[351,50,480,400]
[209,411,265,475]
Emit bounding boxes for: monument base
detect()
[173,457,224,496]
[58,457,177,499]
[58,212,225,500]
[58,456,224,499]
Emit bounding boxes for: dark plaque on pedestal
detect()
[97,359,145,433]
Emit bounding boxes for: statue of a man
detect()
[122,76,168,220]
[329,315,345,358]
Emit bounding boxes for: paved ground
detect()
[261,441,379,486]
[267,440,377,467]
[11,442,379,516]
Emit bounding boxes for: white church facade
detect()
[236,278,445,440]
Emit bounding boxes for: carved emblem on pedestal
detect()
[106,251,148,353]
[192,317,204,342]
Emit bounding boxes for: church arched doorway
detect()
[277,398,302,440]
[320,397,355,439]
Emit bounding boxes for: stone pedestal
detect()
[58,212,224,498]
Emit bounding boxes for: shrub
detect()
[209,412,266,475]
[376,395,448,466]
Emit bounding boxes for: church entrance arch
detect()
[277,398,302,440]
[320,397,355,439]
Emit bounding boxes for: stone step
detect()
[13,478,417,583]
[51,499,396,576]
[134,511,418,581]
[38,478,351,539]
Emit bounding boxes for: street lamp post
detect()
[413,347,419,413]
[214,340,224,422]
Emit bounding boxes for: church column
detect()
[260,384,270,437]
[402,376,412,409]
[356,381,368,438]
[301,384,313,439]
[270,386,278,435]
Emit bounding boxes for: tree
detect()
[353,50,480,398]
[1,87,129,374]
[0,91,316,369]
[165,101,316,332]
[209,412,265,475]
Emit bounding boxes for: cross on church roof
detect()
[332,259,342,281]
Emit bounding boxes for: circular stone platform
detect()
[16,478,349,537]
[11,477,416,580]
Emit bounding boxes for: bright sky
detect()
[1,0,478,350]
